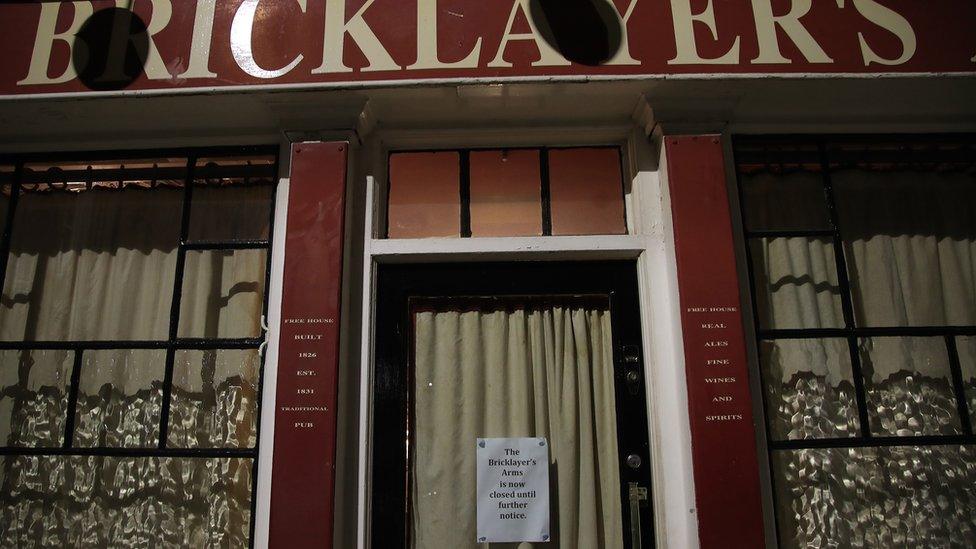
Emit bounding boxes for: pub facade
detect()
[0,1,974,547]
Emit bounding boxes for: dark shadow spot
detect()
[528,0,623,66]
[73,8,149,91]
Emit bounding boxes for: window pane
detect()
[178,249,267,339]
[760,338,857,440]
[749,237,844,330]
[740,170,830,231]
[0,349,72,447]
[859,337,961,436]
[0,186,182,341]
[168,349,259,448]
[955,336,976,428]
[469,150,542,237]
[73,349,164,448]
[835,169,976,327]
[0,455,253,546]
[388,152,459,238]
[189,155,275,242]
[548,148,626,235]
[773,445,976,549]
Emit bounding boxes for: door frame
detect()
[370,260,654,547]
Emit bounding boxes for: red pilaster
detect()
[665,135,765,548]
[268,141,347,548]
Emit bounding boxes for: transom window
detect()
[736,136,976,548]
[0,148,276,547]
[385,146,627,238]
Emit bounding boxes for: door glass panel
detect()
[411,298,624,548]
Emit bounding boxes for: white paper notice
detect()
[476,437,550,543]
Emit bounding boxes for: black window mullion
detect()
[540,148,552,236]
[158,156,197,450]
[183,240,269,251]
[945,335,974,436]
[62,349,84,448]
[459,150,471,238]
[735,164,785,544]
[248,156,279,548]
[818,142,873,439]
[0,163,23,297]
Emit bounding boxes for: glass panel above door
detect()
[385,147,627,239]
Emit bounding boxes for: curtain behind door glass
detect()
[412,303,623,549]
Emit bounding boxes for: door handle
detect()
[628,482,649,547]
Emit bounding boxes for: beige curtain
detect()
[411,304,623,549]
[0,186,267,547]
[745,167,976,547]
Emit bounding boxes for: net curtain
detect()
[0,185,268,547]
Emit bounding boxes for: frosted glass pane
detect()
[773,446,976,549]
[835,169,976,327]
[388,152,460,238]
[179,249,267,339]
[760,338,858,440]
[740,171,830,231]
[0,187,181,341]
[749,237,844,330]
[73,349,165,448]
[0,349,72,447]
[548,148,625,235]
[168,349,260,448]
[858,337,961,436]
[469,150,542,237]
[0,456,252,547]
[188,184,272,242]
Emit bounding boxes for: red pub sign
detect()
[0,0,973,96]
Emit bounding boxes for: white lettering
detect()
[231,0,306,79]
[704,414,743,421]
[313,0,401,74]
[18,1,93,85]
[667,0,740,64]
[605,0,641,66]
[409,0,482,69]
[178,0,218,78]
[487,0,571,68]
[850,0,915,66]
[750,0,833,64]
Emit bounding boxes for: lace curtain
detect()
[744,167,976,547]
[411,303,623,549]
[0,183,269,547]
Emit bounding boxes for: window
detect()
[386,147,626,238]
[0,149,276,547]
[736,136,976,548]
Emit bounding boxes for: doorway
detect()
[371,261,653,548]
